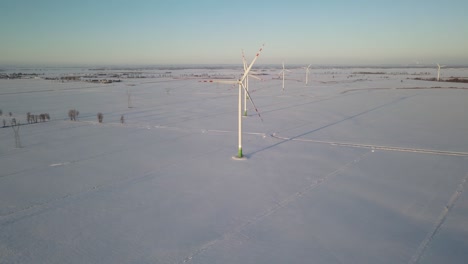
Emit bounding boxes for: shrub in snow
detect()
[68,109,78,121]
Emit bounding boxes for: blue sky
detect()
[1,0,467,65]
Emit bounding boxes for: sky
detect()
[1,0,467,66]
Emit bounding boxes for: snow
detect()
[1,66,468,263]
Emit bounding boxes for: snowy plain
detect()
[1,65,468,263]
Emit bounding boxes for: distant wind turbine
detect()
[303,64,311,85]
[437,63,446,81]
[201,44,265,159]
[278,61,291,91]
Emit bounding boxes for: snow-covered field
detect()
[1,66,468,263]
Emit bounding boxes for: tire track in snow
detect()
[341,86,468,94]
[408,171,468,264]
[0,143,225,227]
[180,150,372,264]
[271,134,468,157]
[0,84,108,96]
[0,121,241,180]
[0,120,192,179]
[0,124,203,218]
[0,147,129,217]
[274,93,415,136]
[258,88,361,116]
[0,122,135,179]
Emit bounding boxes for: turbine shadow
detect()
[249,95,414,157]
[260,90,359,116]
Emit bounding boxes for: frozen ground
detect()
[1,66,468,263]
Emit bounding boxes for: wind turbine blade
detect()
[249,74,262,80]
[241,82,263,122]
[242,49,247,71]
[240,44,264,83]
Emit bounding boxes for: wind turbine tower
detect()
[201,44,265,159]
[304,64,311,85]
[278,62,291,91]
[437,63,446,82]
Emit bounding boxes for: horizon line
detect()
[2,63,468,69]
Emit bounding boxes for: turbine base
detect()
[232,148,246,160]
[232,155,247,160]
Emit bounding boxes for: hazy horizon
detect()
[1,0,468,66]
[2,63,468,70]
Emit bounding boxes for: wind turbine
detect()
[303,64,311,85]
[242,49,261,116]
[201,44,265,159]
[278,61,291,91]
[437,63,446,81]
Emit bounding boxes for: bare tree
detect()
[68,109,74,121]
[11,122,22,148]
[97,112,103,123]
[68,109,78,121]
